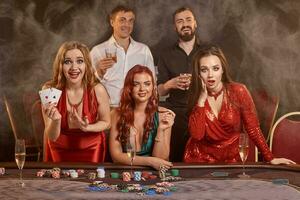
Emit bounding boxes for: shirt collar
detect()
[108,35,136,47]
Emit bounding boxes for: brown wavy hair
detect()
[188,44,232,114]
[116,65,158,147]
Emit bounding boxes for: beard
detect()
[177,26,196,42]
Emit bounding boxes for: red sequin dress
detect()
[44,88,106,163]
[183,82,273,163]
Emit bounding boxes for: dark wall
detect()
[1,0,300,161]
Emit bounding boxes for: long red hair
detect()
[116,65,158,147]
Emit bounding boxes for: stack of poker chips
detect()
[88,172,97,180]
[122,172,131,182]
[36,168,86,179]
[52,168,61,179]
[77,169,85,176]
[0,168,5,175]
[159,165,168,180]
[36,169,46,177]
[156,182,174,187]
[61,170,71,177]
[141,171,157,180]
[133,171,142,181]
[69,170,78,178]
[96,167,105,178]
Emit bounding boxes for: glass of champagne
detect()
[15,139,26,187]
[126,127,136,177]
[238,133,250,178]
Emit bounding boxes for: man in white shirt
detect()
[90,5,155,107]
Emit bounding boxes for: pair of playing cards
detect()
[39,88,62,105]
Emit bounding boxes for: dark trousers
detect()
[168,107,189,162]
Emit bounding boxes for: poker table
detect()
[0,162,299,200]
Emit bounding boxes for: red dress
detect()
[183,82,273,163]
[44,88,106,163]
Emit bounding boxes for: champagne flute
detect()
[238,133,250,178]
[15,139,26,187]
[126,127,136,177]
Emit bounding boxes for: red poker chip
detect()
[149,175,157,179]
[52,171,60,179]
[141,171,150,179]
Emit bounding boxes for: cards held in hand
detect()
[39,87,62,105]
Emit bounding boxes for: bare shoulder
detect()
[93,83,109,96]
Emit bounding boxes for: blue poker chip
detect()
[88,186,110,192]
[145,190,156,196]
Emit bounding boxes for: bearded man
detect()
[157,7,201,162]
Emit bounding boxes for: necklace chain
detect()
[67,93,83,110]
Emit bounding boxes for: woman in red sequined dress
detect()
[183,44,295,165]
[42,41,111,162]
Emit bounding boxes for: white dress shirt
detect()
[90,36,155,107]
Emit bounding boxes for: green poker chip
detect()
[111,172,120,179]
[171,169,179,177]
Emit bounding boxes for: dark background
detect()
[1,0,300,161]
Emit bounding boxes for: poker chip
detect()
[156,187,170,194]
[156,182,174,187]
[145,190,156,196]
[69,169,76,173]
[169,186,177,192]
[44,170,52,178]
[61,170,70,177]
[88,186,110,192]
[52,167,61,172]
[164,176,183,182]
[170,169,179,177]
[51,170,60,179]
[76,169,85,175]
[111,172,119,179]
[36,170,45,177]
[117,183,128,190]
[70,171,78,178]
[97,167,105,178]
[122,172,131,182]
[149,175,157,179]
[159,165,168,180]
[88,172,96,180]
[141,171,150,179]
[120,189,129,193]
[133,171,142,181]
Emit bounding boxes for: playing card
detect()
[48,88,62,104]
[39,88,51,105]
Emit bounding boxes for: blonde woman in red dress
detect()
[184,44,295,165]
[42,41,111,162]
